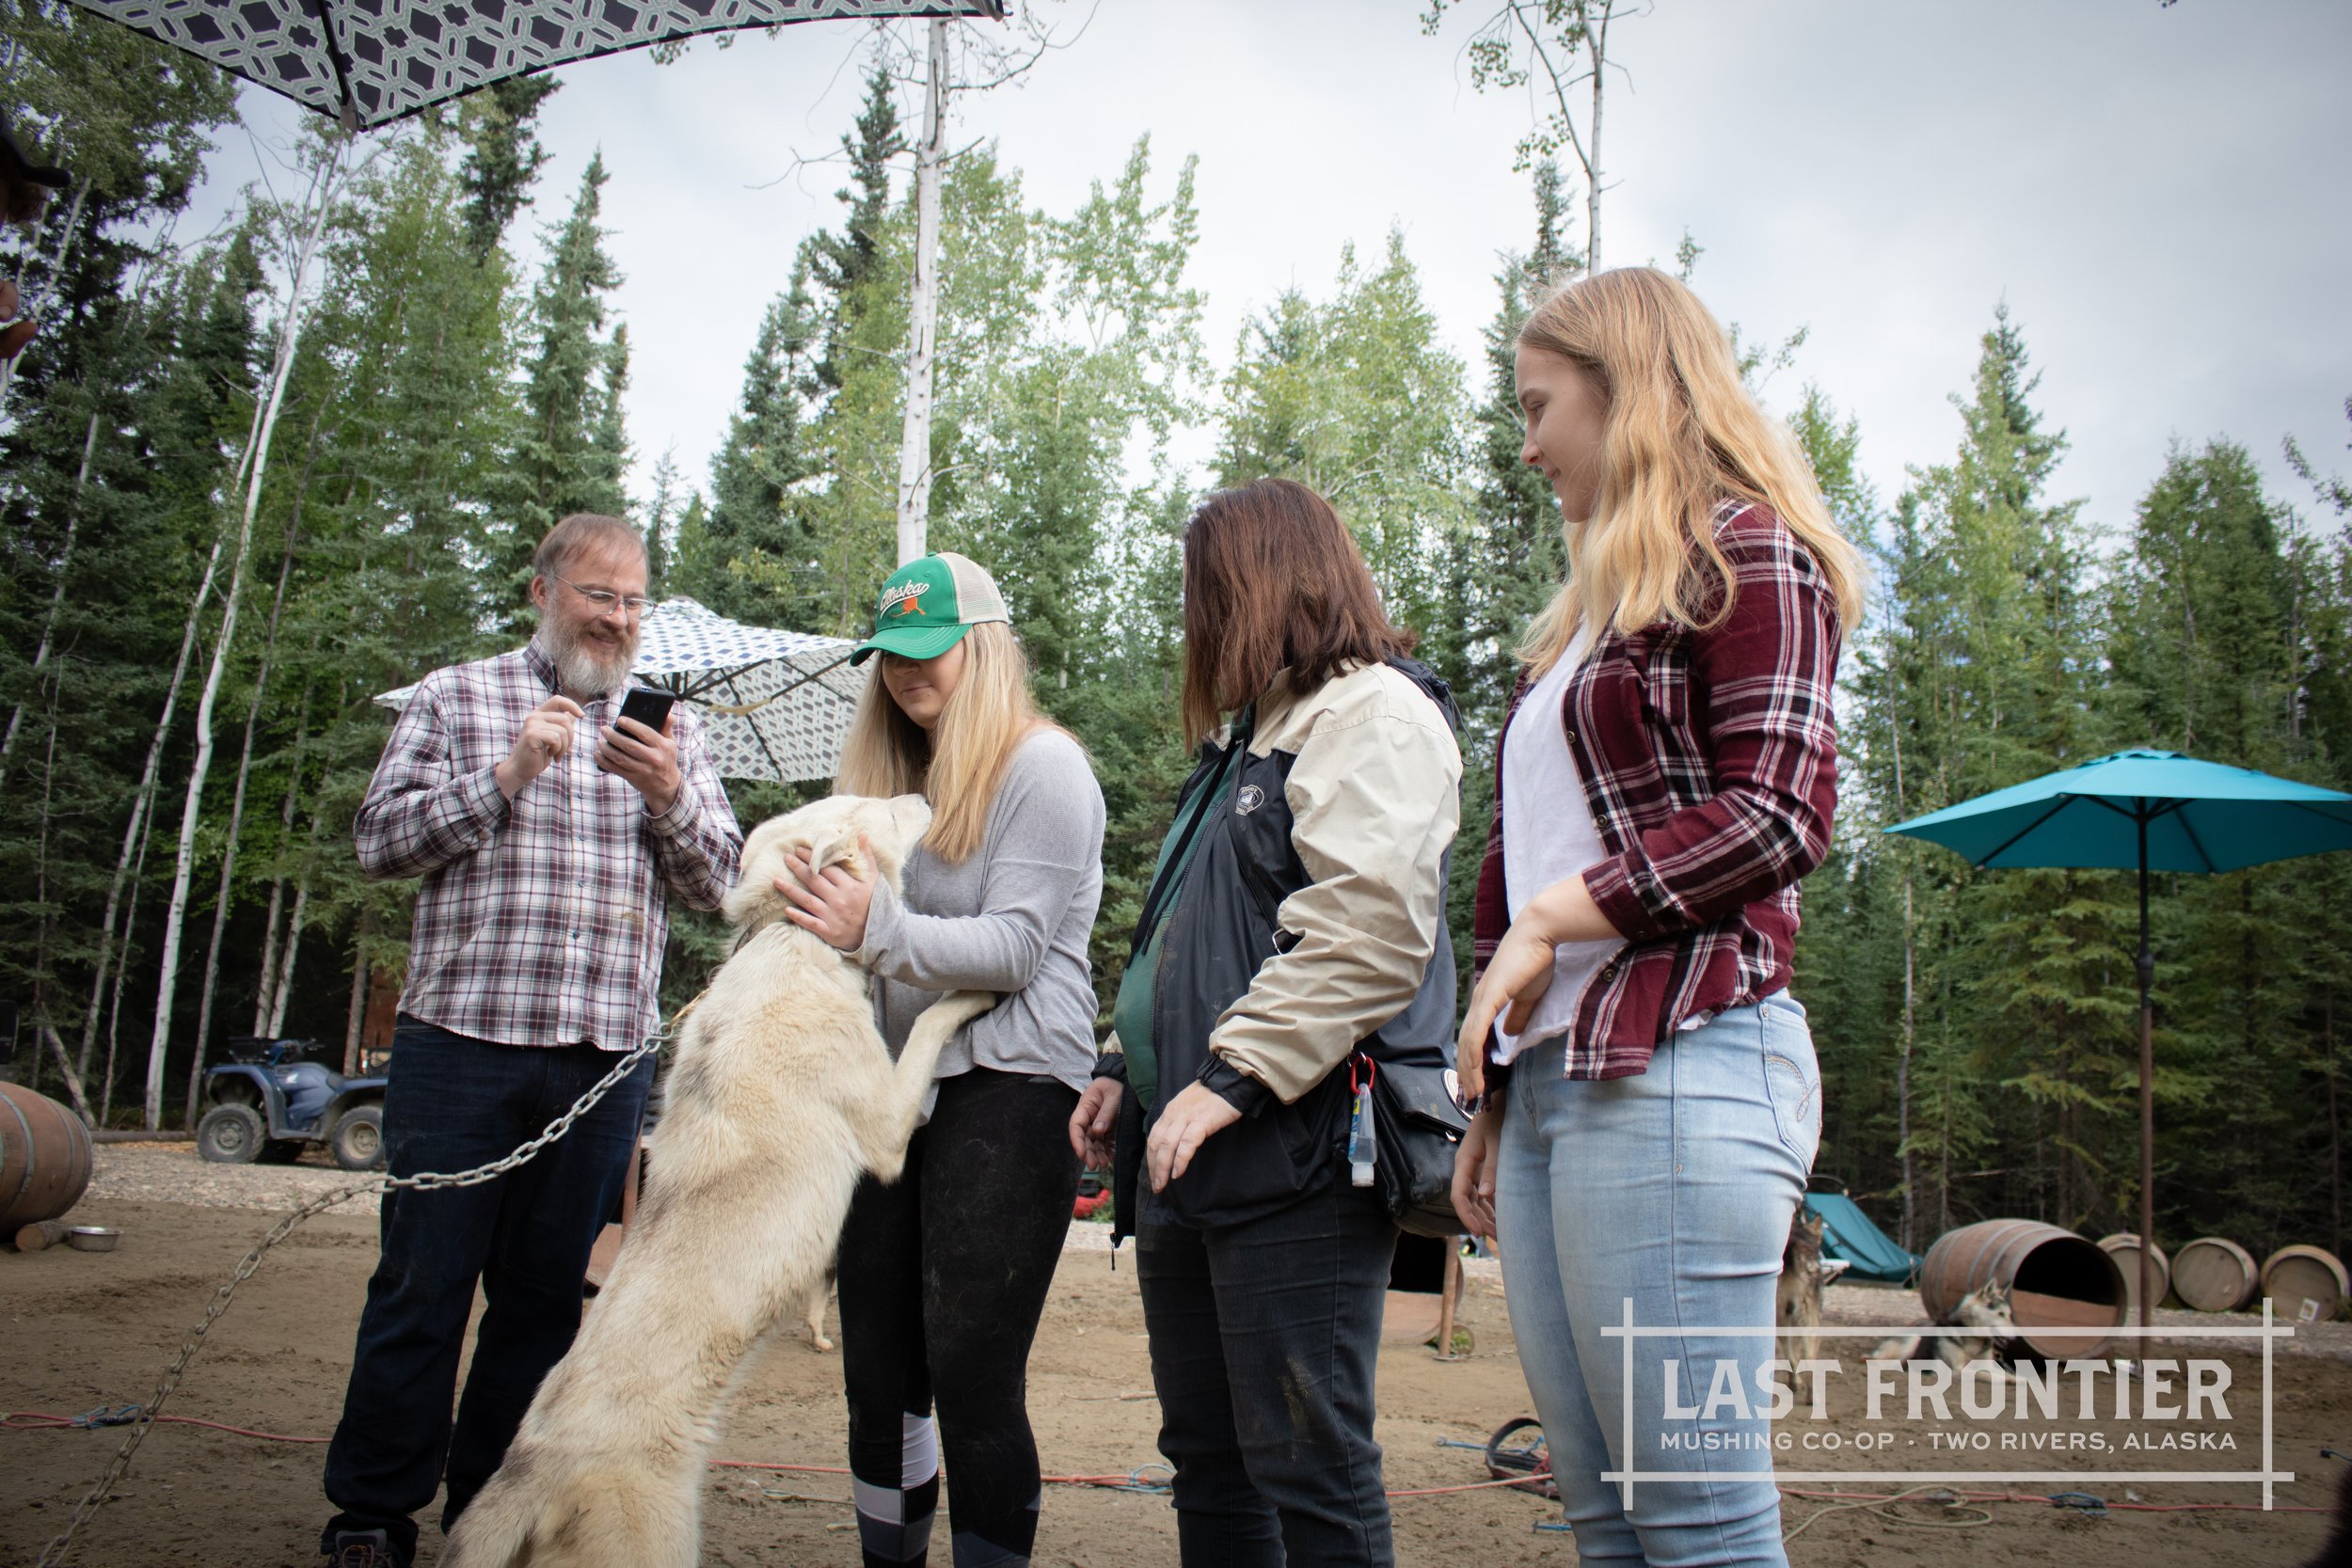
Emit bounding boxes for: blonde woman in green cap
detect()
[773,551,1105,1568]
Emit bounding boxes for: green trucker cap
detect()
[850,552,1009,664]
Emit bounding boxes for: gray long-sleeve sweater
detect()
[854,728,1106,1094]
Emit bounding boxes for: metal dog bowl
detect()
[64,1225,119,1252]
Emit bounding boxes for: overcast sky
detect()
[200,0,2352,552]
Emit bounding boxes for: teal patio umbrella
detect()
[1886,749,2352,1329]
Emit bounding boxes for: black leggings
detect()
[836,1067,1081,1568]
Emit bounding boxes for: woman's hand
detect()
[778,839,878,951]
[1145,1082,1244,1193]
[1455,870,1624,1074]
[1451,1105,1503,1244]
[1070,1077,1121,1166]
[1455,918,1559,1076]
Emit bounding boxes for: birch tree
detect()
[863,6,1087,562]
[1423,0,1634,272]
[140,130,360,1128]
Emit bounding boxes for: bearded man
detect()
[320,515,743,1568]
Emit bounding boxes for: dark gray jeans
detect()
[1136,1178,1400,1567]
[322,1018,651,1560]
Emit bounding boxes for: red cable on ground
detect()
[4,1410,327,1444]
[12,1413,2331,1512]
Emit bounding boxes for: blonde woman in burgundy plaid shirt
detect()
[320,515,741,1568]
[1449,270,1866,1567]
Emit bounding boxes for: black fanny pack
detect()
[1350,1053,1470,1238]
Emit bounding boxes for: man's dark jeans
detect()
[1136,1178,1400,1567]
[321,1016,651,1560]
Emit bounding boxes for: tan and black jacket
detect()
[1106,657,1463,1234]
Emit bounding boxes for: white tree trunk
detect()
[249,681,316,1036]
[77,534,223,1080]
[0,411,99,789]
[267,871,312,1038]
[342,912,372,1077]
[96,828,155,1128]
[142,140,345,1128]
[41,1024,93,1126]
[263,706,337,1040]
[1584,2,1610,271]
[893,19,949,566]
[251,886,288,1037]
[182,504,305,1127]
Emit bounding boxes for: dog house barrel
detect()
[0,1083,93,1233]
[1921,1219,2126,1358]
[2171,1237,2260,1313]
[2260,1244,2348,1324]
[2097,1232,2171,1317]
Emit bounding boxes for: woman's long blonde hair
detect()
[833,620,1067,863]
[1516,266,1866,675]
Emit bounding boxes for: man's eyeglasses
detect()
[550,572,652,618]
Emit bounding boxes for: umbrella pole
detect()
[2137,816,2155,1335]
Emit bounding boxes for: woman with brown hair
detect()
[1069,478,1462,1567]
[1451,267,1865,1564]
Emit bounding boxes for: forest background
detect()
[3,0,2348,1273]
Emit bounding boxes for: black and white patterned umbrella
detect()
[63,0,1002,130]
[377,596,869,783]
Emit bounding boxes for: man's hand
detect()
[599,709,684,816]
[1451,1105,1503,1245]
[778,840,877,951]
[1070,1076,1121,1167]
[1146,1081,1245,1193]
[495,696,584,799]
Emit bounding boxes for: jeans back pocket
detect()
[1760,995,1821,1170]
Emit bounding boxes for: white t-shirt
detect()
[1494,652,1629,1065]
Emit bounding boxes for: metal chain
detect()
[34,1029,668,1568]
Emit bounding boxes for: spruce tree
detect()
[696,266,820,622]
[457,74,562,261]
[502,150,630,616]
[809,66,907,393]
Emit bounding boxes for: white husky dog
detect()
[442,793,993,1568]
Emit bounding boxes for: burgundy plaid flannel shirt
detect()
[1471,502,1843,1084]
[355,641,743,1051]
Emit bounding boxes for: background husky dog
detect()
[443,794,994,1568]
[1867,1279,2017,1371]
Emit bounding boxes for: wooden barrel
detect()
[2261,1245,2349,1324]
[0,1083,94,1233]
[2171,1237,2259,1312]
[1921,1219,2126,1358]
[2098,1233,2172,1315]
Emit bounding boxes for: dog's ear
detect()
[802,817,865,878]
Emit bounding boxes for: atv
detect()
[195,1037,389,1171]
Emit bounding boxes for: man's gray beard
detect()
[541,625,638,700]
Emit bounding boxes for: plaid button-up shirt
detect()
[355,641,743,1051]
[1472,501,1843,1083]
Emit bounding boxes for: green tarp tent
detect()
[1805,1190,1922,1287]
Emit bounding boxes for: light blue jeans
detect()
[1494,991,1820,1567]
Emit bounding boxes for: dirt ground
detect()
[3,1147,2346,1567]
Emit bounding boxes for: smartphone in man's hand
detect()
[616,686,677,736]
